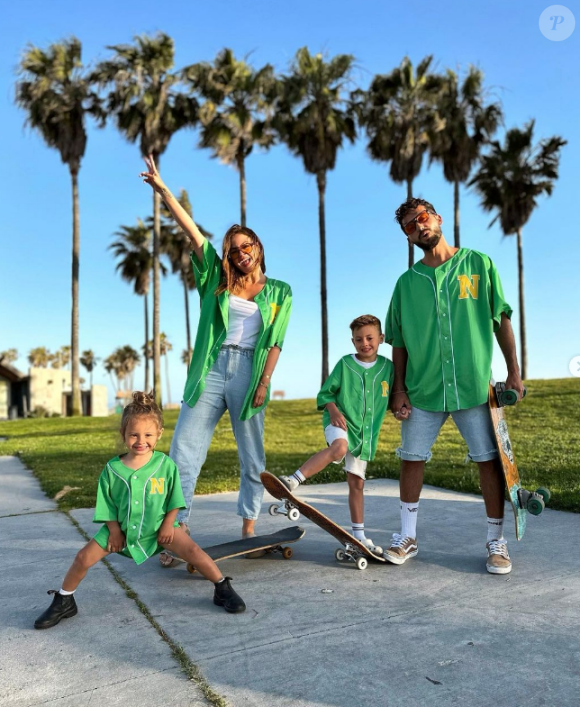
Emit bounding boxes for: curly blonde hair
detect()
[120,391,163,435]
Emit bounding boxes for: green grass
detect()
[1,378,579,512]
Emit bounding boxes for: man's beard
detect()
[415,229,442,252]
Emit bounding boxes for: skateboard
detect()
[488,382,550,540]
[260,471,386,570]
[185,525,305,574]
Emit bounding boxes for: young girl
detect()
[139,156,292,565]
[34,392,245,629]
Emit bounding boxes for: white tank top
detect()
[223,295,262,349]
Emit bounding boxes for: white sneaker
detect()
[279,475,300,492]
[361,537,383,556]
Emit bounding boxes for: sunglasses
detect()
[229,242,254,260]
[402,210,436,235]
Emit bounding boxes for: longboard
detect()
[186,525,305,574]
[261,471,386,570]
[488,382,549,541]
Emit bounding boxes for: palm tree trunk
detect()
[70,168,82,416]
[454,180,460,248]
[316,170,329,385]
[165,353,172,405]
[407,178,414,268]
[182,272,191,355]
[152,153,162,407]
[516,228,527,379]
[238,152,247,227]
[144,293,149,391]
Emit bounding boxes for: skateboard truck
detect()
[495,382,527,407]
[335,543,369,571]
[269,499,301,522]
[517,487,551,515]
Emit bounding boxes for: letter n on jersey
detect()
[150,478,165,494]
[457,274,480,300]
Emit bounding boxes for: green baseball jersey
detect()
[93,451,186,565]
[183,239,292,420]
[317,355,394,461]
[385,248,512,412]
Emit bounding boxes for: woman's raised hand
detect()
[139,154,165,192]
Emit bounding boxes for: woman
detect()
[140,156,292,564]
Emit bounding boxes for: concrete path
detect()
[1,454,579,707]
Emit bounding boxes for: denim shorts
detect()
[397,403,498,463]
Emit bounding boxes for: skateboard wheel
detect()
[536,486,551,504]
[288,507,300,522]
[356,557,368,571]
[335,548,345,562]
[186,563,197,574]
[269,504,280,516]
[282,547,293,559]
[527,495,545,516]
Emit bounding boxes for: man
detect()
[384,198,525,574]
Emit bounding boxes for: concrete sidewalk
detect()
[1,455,579,707]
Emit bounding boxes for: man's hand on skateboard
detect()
[505,372,525,402]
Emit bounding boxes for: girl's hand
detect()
[252,383,268,408]
[157,521,175,546]
[139,154,166,193]
[330,409,347,431]
[107,529,126,554]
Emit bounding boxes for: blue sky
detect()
[1,0,578,404]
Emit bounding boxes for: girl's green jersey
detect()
[182,240,292,420]
[317,355,394,461]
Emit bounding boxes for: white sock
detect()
[351,522,366,541]
[292,470,306,484]
[487,517,504,543]
[400,501,419,539]
[59,588,75,596]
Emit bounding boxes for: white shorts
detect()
[324,425,368,480]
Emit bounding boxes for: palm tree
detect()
[469,121,566,379]
[275,47,356,383]
[183,49,276,225]
[109,219,165,390]
[0,349,19,365]
[160,189,212,355]
[80,349,98,387]
[28,347,51,368]
[51,346,71,369]
[93,32,197,407]
[354,56,444,267]
[181,348,193,366]
[159,333,173,405]
[430,67,502,247]
[104,346,141,393]
[16,38,101,415]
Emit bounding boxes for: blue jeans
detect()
[170,346,266,523]
[397,404,498,463]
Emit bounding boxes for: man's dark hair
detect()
[394,198,437,228]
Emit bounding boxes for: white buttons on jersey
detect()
[442,313,446,317]
[134,501,139,504]
[132,525,136,529]
[133,476,137,480]
[444,336,448,340]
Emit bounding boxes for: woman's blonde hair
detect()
[120,391,163,435]
[215,225,266,296]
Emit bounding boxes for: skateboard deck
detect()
[185,525,305,574]
[261,471,386,570]
[488,382,549,541]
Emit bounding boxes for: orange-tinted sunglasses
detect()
[402,210,435,235]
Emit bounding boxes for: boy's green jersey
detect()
[317,355,394,461]
[183,239,292,420]
[93,451,186,565]
[385,248,512,412]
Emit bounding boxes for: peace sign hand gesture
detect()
[139,154,166,193]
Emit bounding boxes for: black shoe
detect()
[34,590,78,629]
[213,577,246,614]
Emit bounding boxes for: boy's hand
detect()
[157,519,175,546]
[107,529,126,553]
[329,409,347,431]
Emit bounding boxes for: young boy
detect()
[280,315,394,554]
